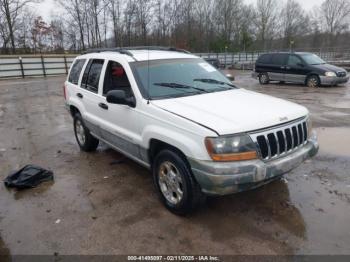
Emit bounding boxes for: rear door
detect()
[268,54,288,81]
[78,58,106,137]
[285,54,310,84]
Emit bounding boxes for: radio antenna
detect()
[147,46,150,104]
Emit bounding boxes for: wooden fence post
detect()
[19,57,24,78]
[64,56,68,74]
[41,55,46,77]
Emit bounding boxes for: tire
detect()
[259,73,270,85]
[152,149,205,215]
[306,75,320,88]
[73,113,99,152]
[279,81,285,85]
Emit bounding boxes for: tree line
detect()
[1,0,350,54]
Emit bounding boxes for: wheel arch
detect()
[69,105,81,117]
[148,139,189,168]
[305,73,321,85]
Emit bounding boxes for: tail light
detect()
[63,83,67,100]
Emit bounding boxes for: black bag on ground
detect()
[4,165,54,189]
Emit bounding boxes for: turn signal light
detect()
[208,151,258,162]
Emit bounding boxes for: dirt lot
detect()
[0,72,349,256]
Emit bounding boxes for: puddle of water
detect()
[316,127,350,157]
[323,111,350,117]
[325,101,350,109]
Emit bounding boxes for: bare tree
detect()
[194,0,214,51]
[17,7,36,50]
[57,0,86,50]
[254,0,280,50]
[0,0,39,53]
[320,0,350,35]
[135,0,153,44]
[124,0,137,46]
[280,0,309,49]
[1,0,350,54]
[106,0,123,46]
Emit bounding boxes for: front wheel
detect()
[74,114,99,152]
[259,73,270,85]
[152,149,205,215]
[306,75,320,88]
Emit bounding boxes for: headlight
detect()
[325,72,336,77]
[205,134,258,162]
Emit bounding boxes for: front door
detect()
[285,55,309,84]
[97,60,141,159]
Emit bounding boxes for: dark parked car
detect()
[204,58,235,81]
[204,58,221,69]
[252,52,349,87]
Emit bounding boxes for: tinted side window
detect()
[81,59,104,93]
[288,55,303,66]
[271,54,287,65]
[68,59,86,84]
[257,54,271,64]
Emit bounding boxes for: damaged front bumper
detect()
[189,138,319,196]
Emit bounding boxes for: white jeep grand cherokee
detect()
[64,47,319,214]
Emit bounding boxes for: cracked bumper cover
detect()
[189,138,319,196]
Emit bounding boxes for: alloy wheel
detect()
[158,161,184,205]
[307,77,319,88]
[75,120,86,145]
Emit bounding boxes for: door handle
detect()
[77,93,83,99]
[280,66,285,69]
[98,103,109,110]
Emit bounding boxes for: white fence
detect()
[0,55,76,79]
[196,50,350,68]
[1,50,350,79]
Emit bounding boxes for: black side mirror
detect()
[297,63,305,67]
[106,90,136,108]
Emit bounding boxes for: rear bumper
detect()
[320,75,349,85]
[189,137,319,196]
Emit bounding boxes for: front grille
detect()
[250,118,308,161]
[337,71,346,77]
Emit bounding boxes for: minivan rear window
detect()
[68,59,86,85]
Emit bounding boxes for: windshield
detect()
[131,58,237,100]
[300,54,326,65]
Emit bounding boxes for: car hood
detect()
[152,89,308,135]
[311,63,346,73]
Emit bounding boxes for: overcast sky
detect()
[31,0,322,22]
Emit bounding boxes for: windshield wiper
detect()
[193,78,236,88]
[153,82,209,93]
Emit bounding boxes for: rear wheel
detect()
[74,114,99,152]
[306,75,320,88]
[152,149,205,215]
[259,73,270,85]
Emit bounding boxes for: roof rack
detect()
[84,48,135,57]
[122,46,191,54]
[84,46,191,56]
